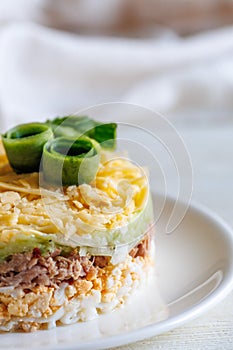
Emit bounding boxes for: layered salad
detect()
[0,116,154,332]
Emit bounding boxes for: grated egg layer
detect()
[0,251,153,332]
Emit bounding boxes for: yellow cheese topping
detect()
[0,140,149,243]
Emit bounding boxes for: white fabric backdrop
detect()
[0,22,233,130]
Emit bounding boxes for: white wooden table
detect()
[112,122,233,350]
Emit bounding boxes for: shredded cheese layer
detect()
[0,141,149,247]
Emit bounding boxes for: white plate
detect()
[1,194,233,350]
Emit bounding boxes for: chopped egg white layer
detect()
[0,251,153,332]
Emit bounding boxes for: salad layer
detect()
[0,145,153,260]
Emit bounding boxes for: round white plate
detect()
[1,194,233,350]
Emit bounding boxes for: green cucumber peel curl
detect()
[1,123,54,173]
[46,115,117,150]
[42,136,100,186]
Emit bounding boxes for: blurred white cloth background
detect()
[0,21,233,130]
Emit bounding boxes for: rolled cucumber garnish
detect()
[42,136,100,186]
[47,116,117,150]
[2,123,53,173]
